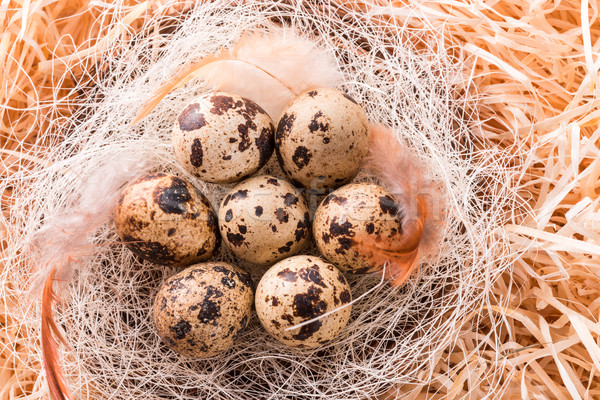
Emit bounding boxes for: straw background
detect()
[1,0,599,399]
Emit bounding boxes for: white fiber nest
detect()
[2,1,532,399]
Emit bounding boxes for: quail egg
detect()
[255,255,352,348]
[172,91,275,184]
[153,262,254,358]
[218,175,311,266]
[313,182,403,273]
[275,88,369,193]
[114,172,220,266]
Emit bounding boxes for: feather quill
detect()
[354,125,433,287]
[132,27,342,123]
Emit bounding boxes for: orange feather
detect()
[353,125,430,287]
[41,266,72,400]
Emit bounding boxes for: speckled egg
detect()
[255,255,352,348]
[114,172,220,266]
[275,88,369,193]
[172,92,275,184]
[218,175,311,266]
[313,182,403,273]
[153,262,254,358]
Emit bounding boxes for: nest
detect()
[2,0,600,399]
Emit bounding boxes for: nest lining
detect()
[1,1,534,399]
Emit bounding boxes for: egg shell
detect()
[172,92,275,184]
[313,182,403,273]
[218,175,311,266]
[255,255,352,348]
[114,172,220,266]
[275,88,369,193]
[153,262,254,358]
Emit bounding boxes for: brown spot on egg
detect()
[308,111,329,133]
[170,319,192,339]
[321,194,333,207]
[379,195,400,216]
[292,321,322,341]
[207,212,220,236]
[197,285,223,325]
[178,103,206,131]
[237,121,254,152]
[212,265,229,274]
[277,268,298,282]
[298,266,326,288]
[190,139,203,167]
[329,218,354,238]
[281,314,294,324]
[226,232,245,247]
[254,206,263,216]
[336,237,353,252]
[234,270,253,290]
[210,94,242,115]
[283,193,299,206]
[276,112,296,138]
[121,234,176,264]
[331,195,347,206]
[231,189,249,201]
[275,208,289,223]
[339,289,351,304]
[153,176,192,215]
[236,97,263,118]
[291,146,312,169]
[220,276,236,289]
[294,219,308,242]
[255,126,274,166]
[278,244,291,253]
